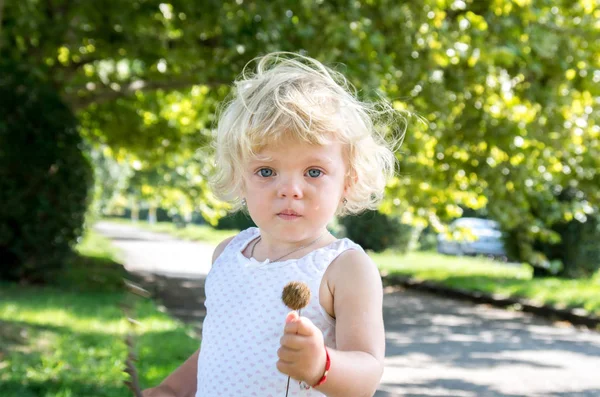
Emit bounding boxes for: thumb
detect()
[285,311,299,324]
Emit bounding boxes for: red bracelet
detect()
[299,346,330,389]
[312,346,331,387]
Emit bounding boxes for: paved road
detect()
[96,221,214,278]
[96,221,600,396]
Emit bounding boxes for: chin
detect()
[281,225,326,241]
[258,222,304,238]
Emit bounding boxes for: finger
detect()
[284,318,300,335]
[280,334,303,350]
[277,346,301,362]
[276,360,303,381]
[285,311,299,324]
[283,311,300,334]
[284,315,316,336]
[276,359,292,376]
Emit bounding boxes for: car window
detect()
[453,218,500,230]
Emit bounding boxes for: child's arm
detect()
[142,349,199,397]
[142,235,236,397]
[277,249,385,397]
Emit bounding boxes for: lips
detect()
[278,209,300,216]
[277,210,302,220]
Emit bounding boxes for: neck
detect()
[254,229,333,262]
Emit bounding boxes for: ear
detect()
[237,186,248,210]
[239,178,248,197]
[343,169,358,195]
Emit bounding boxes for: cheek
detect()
[247,184,273,202]
[246,200,269,223]
[312,183,343,209]
[244,178,272,196]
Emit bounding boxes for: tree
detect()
[0,61,93,282]
[2,0,599,274]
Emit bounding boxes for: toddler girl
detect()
[143,52,399,397]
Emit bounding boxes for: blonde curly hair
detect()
[211,52,403,216]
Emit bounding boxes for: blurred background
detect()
[1,1,599,396]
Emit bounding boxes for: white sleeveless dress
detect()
[196,227,363,397]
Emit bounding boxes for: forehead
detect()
[249,140,345,165]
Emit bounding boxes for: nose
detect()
[277,177,304,199]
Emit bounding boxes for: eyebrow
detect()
[249,156,334,165]
[249,156,274,163]
[305,156,334,164]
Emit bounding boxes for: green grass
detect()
[374,251,600,316]
[0,231,199,397]
[105,217,238,245]
[54,231,128,292]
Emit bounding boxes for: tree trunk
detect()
[131,201,139,223]
[148,205,157,225]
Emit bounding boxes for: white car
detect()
[437,217,506,257]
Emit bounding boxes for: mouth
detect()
[278,209,300,216]
[277,210,301,220]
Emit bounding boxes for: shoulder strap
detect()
[215,227,259,260]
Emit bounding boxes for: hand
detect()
[276,311,327,386]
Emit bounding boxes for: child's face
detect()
[242,139,348,243]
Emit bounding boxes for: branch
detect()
[65,77,227,110]
[45,0,55,20]
[52,56,103,80]
[122,279,150,397]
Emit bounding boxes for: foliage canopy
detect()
[2,0,599,272]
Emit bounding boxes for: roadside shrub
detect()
[417,227,438,251]
[566,217,599,277]
[0,62,93,283]
[505,216,600,278]
[498,185,600,278]
[340,210,412,252]
[550,216,600,278]
[215,211,256,230]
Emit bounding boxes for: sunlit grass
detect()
[75,228,123,260]
[53,231,129,293]
[0,230,198,397]
[374,251,531,280]
[373,251,600,315]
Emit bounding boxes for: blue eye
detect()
[307,169,322,178]
[258,168,273,177]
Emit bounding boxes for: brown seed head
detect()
[281,281,311,311]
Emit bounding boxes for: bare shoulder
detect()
[326,248,382,296]
[211,235,237,264]
[326,248,385,359]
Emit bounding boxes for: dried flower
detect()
[281,281,311,397]
[282,281,311,311]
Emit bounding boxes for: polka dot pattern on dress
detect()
[195,227,363,397]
